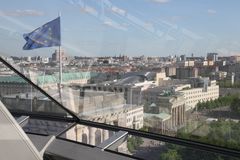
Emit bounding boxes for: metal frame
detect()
[46,136,144,160]
[56,122,77,137]
[96,131,128,151]
[16,116,29,127]
[0,56,79,121]
[1,57,240,158]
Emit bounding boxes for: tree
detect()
[195,94,240,111]
[230,97,240,113]
[127,141,135,153]
[127,136,144,153]
[160,149,182,160]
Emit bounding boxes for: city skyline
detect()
[0,0,240,57]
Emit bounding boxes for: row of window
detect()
[186,97,218,104]
[126,114,143,123]
[185,92,218,99]
[127,109,143,117]
[184,87,218,95]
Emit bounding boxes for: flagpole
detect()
[58,12,62,103]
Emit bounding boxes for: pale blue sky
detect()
[0,0,240,57]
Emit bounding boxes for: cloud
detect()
[161,20,178,29]
[207,9,217,15]
[165,34,175,41]
[0,9,44,17]
[167,16,184,23]
[181,28,203,40]
[111,6,126,16]
[80,6,98,16]
[216,48,240,56]
[149,0,170,4]
[143,22,155,32]
[103,18,127,31]
[0,25,17,36]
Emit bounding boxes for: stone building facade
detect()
[144,93,185,134]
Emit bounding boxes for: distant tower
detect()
[215,66,219,72]
[176,56,181,62]
[231,72,235,85]
[52,49,67,62]
[203,78,209,92]
[27,56,31,62]
[180,55,186,61]
[207,53,218,62]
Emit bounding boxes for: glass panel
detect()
[0,0,240,153]
[0,62,72,117]
[22,118,72,135]
[60,124,116,146]
[108,135,240,160]
[61,125,240,160]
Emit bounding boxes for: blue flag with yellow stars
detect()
[23,17,61,50]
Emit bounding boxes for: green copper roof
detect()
[158,112,171,120]
[38,72,98,84]
[0,75,27,83]
[37,75,58,84]
[0,72,100,85]
[57,72,92,81]
[144,112,171,121]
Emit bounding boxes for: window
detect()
[0,1,240,160]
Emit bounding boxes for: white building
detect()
[144,92,185,134]
[126,106,144,130]
[179,79,219,111]
[146,77,219,111]
[156,72,170,86]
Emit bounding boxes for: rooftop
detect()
[144,112,171,121]
[0,72,100,85]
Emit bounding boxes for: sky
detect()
[0,0,240,57]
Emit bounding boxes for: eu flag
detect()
[23,17,61,50]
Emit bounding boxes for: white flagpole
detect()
[58,12,62,103]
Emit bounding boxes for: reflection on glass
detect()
[0,0,240,154]
[109,135,240,160]
[60,124,116,147]
[0,62,71,117]
[23,118,71,135]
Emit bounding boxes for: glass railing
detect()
[2,57,240,154]
[60,124,240,160]
[0,62,72,117]
[2,59,240,158]
[109,135,240,160]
